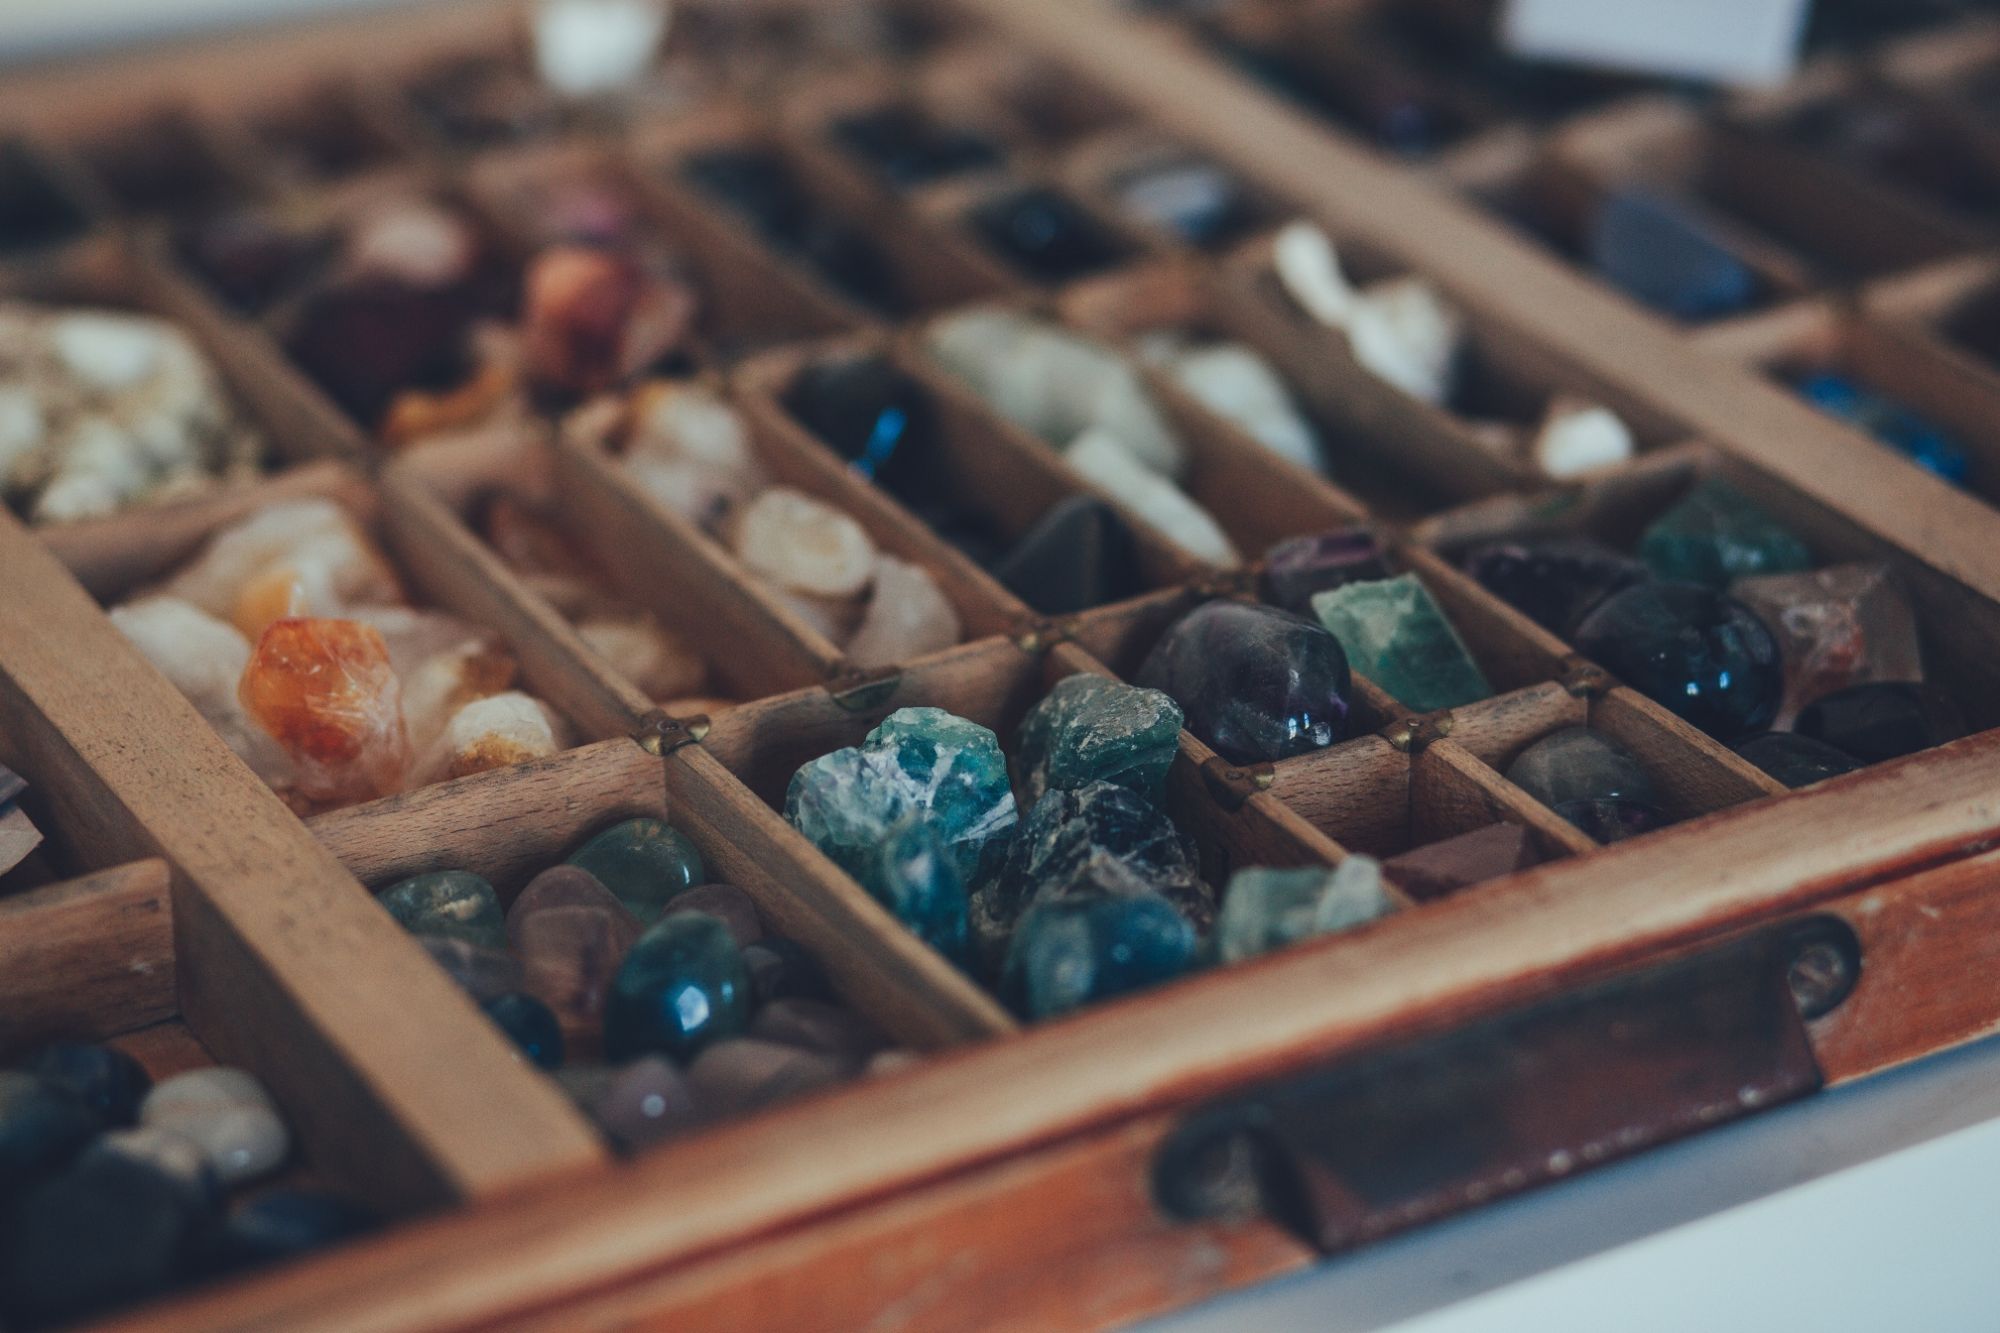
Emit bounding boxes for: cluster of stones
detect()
[0,302,263,525]
[784,690,1395,1020]
[379,817,909,1151]
[1273,221,1636,480]
[112,498,570,811]
[0,1045,367,1328]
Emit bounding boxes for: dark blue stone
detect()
[965,186,1130,283]
[784,356,936,503]
[1463,538,1652,638]
[1572,581,1783,742]
[1588,189,1758,321]
[0,1071,102,1190]
[992,497,1144,615]
[830,106,1003,188]
[1793,682,1967,765]
[482,992,566,1070]
[202,1189,376,1277]
[1001,893,1199,1019]
[0,1154,194,1329]
[604,913,751,1062]
[1733,732,1865,788]
[27,1042,150,1125]
[1795,371,1972,486]
[741,938,834,1006]
[1136,600,1352,763]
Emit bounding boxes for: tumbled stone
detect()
[512,904,640,1052]
[831,105,1003,188]
[1733,732,1865,789]
[1109,155,1252,248]
[659,884,764,949]
[991,495,1144,614]
[1638,477,1814,589]
[422,691,568,784]
[141,1068,288,1187]
[567,817,707,922]
[87,1126,218,1212]
[27,1042,149,1125]
[845,555,963,668]
[1313,574,1491,712]
[965,186,1129,282]
[1463,538,1651,638]
[1136,600,1352,763]
[378,870,505,948]
[750,999,889,1067]
[784,356,936,503]
[0,1153,194,1328]
[1794,682,1967,765]
[604,913,751,1061]
[203,1188,375,1276]
[1530,399,1635,479]
[732,486,877,599]
[688,1038,850,1115]
[1260,527,1394,615]
[0,1071,101,1189]
[1001,892,1198,1019]
[1588,189,1758,322]
[1382,823,1540,903]
[1732,563,1923,725]
[584,1055,703,1151]
[1795,371,1971,486]
[1506,727,1667,843]
[1014,673,1183,807]
[482,992,566,1070]
[419,934,525,1002]
[239,617,411,804]
[507,863,630,931]
[1214,857,1393,963]
[1138,336,1324,473]
[742,939,834,1006]
[1573,581,1782,741]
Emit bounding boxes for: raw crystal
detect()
[687,1038,848,1114]
[481,992,565,1069]
[1312,574,1491,711]
[750,998,890,1067]
[163,498,400,638]
[618,380,763,529]
[1530,399,1635,479]
[1638,477,1814,588]
[112,597,294,784]
[1462,538,1650,638]
[26,1043,149,1125]
[783,355,936,502]
[378,870,506,948]
[604,913,751,1061]
[1001,893,1198,1019]
[519,244,694,396]
[1506,727,1667,843]
[1260,527,1393,615]
[567,817,707,922]
[417,691,566,784]
[742,938,833,1007]
[1587,189,1757,322]
[1793,682,1966,765]
[863,812,970,960]
[140,1068,287,1187]
[1138,336,1325,473]
[1795,371,1971,486]
[1733,732,1865,789]
[1345,276,1464,405]
[1014,673,1184,806]
[1214,857,1393,963]
[1066,429,1240,567]
[659,884,765,949]
[1573,581,1783,742]
[1136,600,1352,763]
[830,105,1003,189]
[845,555,962,668]
[990,495,1144,614]
[238,617,411,804]
[530,0,670,97]
[732,486,877,598]
[1731,562,1923,725]
[964,186,1130,282]
[1383,823,1540,902]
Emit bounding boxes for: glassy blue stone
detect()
[680,148,902,312]
[482,992,566,1070]
[1463,537,1652,637]
[1001,893,1198,1019]
[1014,674,1184,806]
[965,186,1131,283]
[0,1153,193,1329]
[1136,600,1352,763]
[1572,581,1782,742]
[1794,371,1972,486]
[869,813,971,962]
[567,818,707,923]
[1506,727,1667,843]
[1259,527,1393,615]
[1587,189,1759,321]
[784,356,936,503]
[991,496,1144,614]
[1733,732,1865,789]
[27,1042,150,1125]
[742,938,834,1007]
[0,1071,101,1190]
[201,1189,375,1277]
[377,870,505,948]
[604,913,752,1062]
[1793,682,1967,765]
[1638,477,1814,589]
[830,105,1003,188]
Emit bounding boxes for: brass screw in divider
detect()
[1785,919,1862,1020]
[1153,1107,1270,1224]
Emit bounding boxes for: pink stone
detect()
[506,865,631,938]
[592,1057,703,1153]
[1731,562,1923,727]
[687,1038,848,1116]
[748,998,888,1067]
[513,905,643,1055]
[657,884,763,949]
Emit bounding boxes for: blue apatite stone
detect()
[377,870,506,948]
[202,1189,376,1277]
[1638,477,1814,589]
[567,819,706,923]
[27,1042,150,1125]
[1796,371,1972,486]
[868,812,971,962]
[604,913,751,1062]
[1002,893,1198,1019]
[1013,673,1184,806]
[0,1071,102,1190]
[1588,189,1757,321]
[482,992,566,1070]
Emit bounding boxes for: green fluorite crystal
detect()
[870,812,970,962]
[566,819,706,923]
[1001,893,1197,1019]
[1311,574,1491,711]
[1215,858,1392,963]
[1013,674,1184,806]
[378,871,505,948]
[1638,477,1812,588]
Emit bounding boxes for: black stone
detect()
[1572,581,1782,742]
[27,1042,150,1125]
[1793,683,1968,766]
[742,938,834,1007]
[830,105,1002,189]
[1733,732,1866,789]
[200,1189,376,1278]
[964,186,1131,283]
[680,148,901,312]
[0,1072,102,1191]
[0,1154,194,1329]
[482,992,566,1071]
[991,497,1145,615]
[1136,601,1353,763]
[784,356,936,503]
[1463,538,1652,638]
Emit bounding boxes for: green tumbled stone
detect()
[567,818,706,923]
[603,913,751,1062]
[1311,574,1492,711]
[1214,858,1393,964]
[377,871,505,948]
[1638,477,1813,589]
[1013,673,1184,806]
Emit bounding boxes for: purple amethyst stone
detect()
[1135,601,1352,763]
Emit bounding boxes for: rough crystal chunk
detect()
[566,817,706,922]
[1733,732,1865,789]
[845,555,962,669]
[1214,857,1393,963]
[1506,727,1667,843]
[1463,538,1650,638]
[238,616,410,804]
[1001,893,1197,1019]
[1014,673,1184,807]
[1529,398,1635,479]
[1065,429,1240,567]
[1312,574,1491,711]
[1638,477,1813,589]
[378,869,505,947]
[604,912,751,1062]
[1573,582,1782,741]
[1382,823,1540,902]
[1731,563,1923,725]
[1136,600,1352,763]
[1259,527,1393,615]
[864,812,970,961]
[732,487,877,599]
[1793,682,1966,765]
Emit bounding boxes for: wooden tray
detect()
[1,2,1999,1328]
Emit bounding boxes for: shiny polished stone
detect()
[750,999,889,1067]
[1506,727,1667,843]
[1572,581,1783,741]
[1587,189,1758,322]
[203,1189,375,1276]
[140,1069,288,1188]
[1796,371,1971,486]
[1732,563,1923,726]
[688,1038,849,1115]
[1312,574,1491,711]
[1794,682,1967,765]
[418,935,524,1002]
[0,1071,101,1189]
[1014,673,1184,807]
[659,885,764,950]
[1463,537,1651,638]
[1382,823,1540,903]
[1260,528,1393,615]
[512,904,639,1054]
[830,105,1002,189]
[964,186,1130,283]
[1638,477,1814,589]
[784,356,936,503]
[0,1154,194,1329]
[566,818,706,923]
[87,1127,218,1213]
[482,992,565,1070]
[27,1042,150,1125]
[867,812,970,961]
[1000,892,1198,1019]
[1214,858,1393,964]
[742,939,834,1006]
[507,865,634,938]
[1135,600,1352,763]
[1733,732,1865,789]
[991,496,1145,614]
[581,1056,703,1152]
[378,870,505,948]
[604,913,752,1062]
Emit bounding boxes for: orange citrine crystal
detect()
[239,617,411,804]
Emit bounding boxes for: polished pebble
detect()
[567,817,707,922]
[482,992,566,1070]
[749,999,889,1068]
[0,1153,194,1329]
[88,1125,220,1212]
[0,1071,101,1189]
[1572,581,1783,742]
[140,1068,289,1188]
[1136,600,1352,763]
[584,1056,704,1152]
[1506,727,1668,844]
[202,1189,375,1276]
[1733,732,1866,789]
[419,934,526,1002]
[507,864,632,932]
[1793,682,1967,765]
[378,870,506,948]
[742,939,834,1006]
[1732,562,1923,726]
[687,1038,849,1116]
[604,913,752,1062]
[1462,537,1651,639]
[659,884,765,949]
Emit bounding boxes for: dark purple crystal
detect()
[1135,601,1351,763]
[1463,537,1651,638]
[1260,527,1393,615]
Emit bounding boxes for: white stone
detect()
[93,1126,216,1204]
[1143,338,1325,473]
[533,0,671,96]
[1065,429,1240,567]
[1347,277,1464,406]
[421,690,568,783]
[625,453,755,531]
[395,636,518,758]
[768,586,865,647]
[162,498,400,635]
[576,613,708,699]
[1531,399,1635,479]
[344,200,479,290]
[732,487,877,598]
[0,384,46,484]
[845,556,962,669]
[628,381,755,478]
[48,311,167,391]
[140,1067,289,1188]
[111,597,295,785]
[1272,220,1360,329]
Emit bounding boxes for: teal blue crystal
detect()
[1001,893,1198,1019]
[566,818,706,923]
[868,812,970,962]
[1311,574,1492,711]
[1637,477,1813,589]
[603,913,750,1062]
[377,871,505,948]
[1013,673,1184,806]
[1214,859,1393,964]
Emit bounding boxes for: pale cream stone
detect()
[140,1067,289,1188]
[1347,277,1465,406]
[1141,336,1325,473]
[576,613,708,699]
[47,311,171,392]
[162,498,401,634]
[0,384,46,484]
[533,0,671,96]
[420,691,569,784]
[845,555,962,669]
[111,596,295,785]
[628,381,755,478]
[344,199,478,289]
[624,453,755,531]
[732,486,877,598]
[1066,429,1240,567]
[768,585,866,647]
[1531,399,1635,479]
[1272,220,1360,328]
